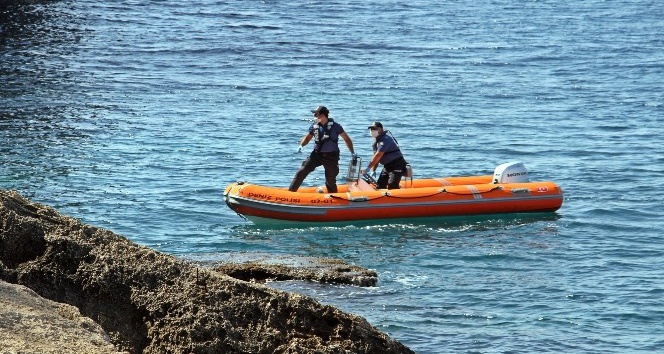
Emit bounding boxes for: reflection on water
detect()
[230,212,561,233]
[2,1,662,352]
[1,2,82,106]
[229,212,563,263]
[1,2,93,193]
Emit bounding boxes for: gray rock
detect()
[0,190,414,354]
[209,253,378,287]
[0,279,124,354]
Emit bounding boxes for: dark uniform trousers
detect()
[289,150,340,193]
[377,156,407,189]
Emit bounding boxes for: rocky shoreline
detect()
[0,279,124,353]
[0,190,414,354]
[211,254,378,287]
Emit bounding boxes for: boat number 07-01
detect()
[310,199,337,204]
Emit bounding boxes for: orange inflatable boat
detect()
[224,162,563,225]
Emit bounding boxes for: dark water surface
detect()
[2,1,663,353]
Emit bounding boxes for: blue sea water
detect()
[2,1,663,353]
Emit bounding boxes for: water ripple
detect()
[2,0,663,353]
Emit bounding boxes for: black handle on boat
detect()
[361,172,377,186]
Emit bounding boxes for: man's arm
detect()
[340,132,354,154]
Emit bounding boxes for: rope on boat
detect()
[329,186,502,202]
[329,194,386,202]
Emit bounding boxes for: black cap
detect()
[311,105,329,116]
[368,121,383,129]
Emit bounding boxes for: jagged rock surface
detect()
[213,254,378,287]
[0,190,414,354]
[0,279,124,354]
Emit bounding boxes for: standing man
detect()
[288,106,355,193]
[362,121,408,189]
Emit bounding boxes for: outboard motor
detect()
[493,162,529,184]
[346,155,361,182]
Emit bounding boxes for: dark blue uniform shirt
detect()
[309,120,345,153]
[374,133,403,165]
